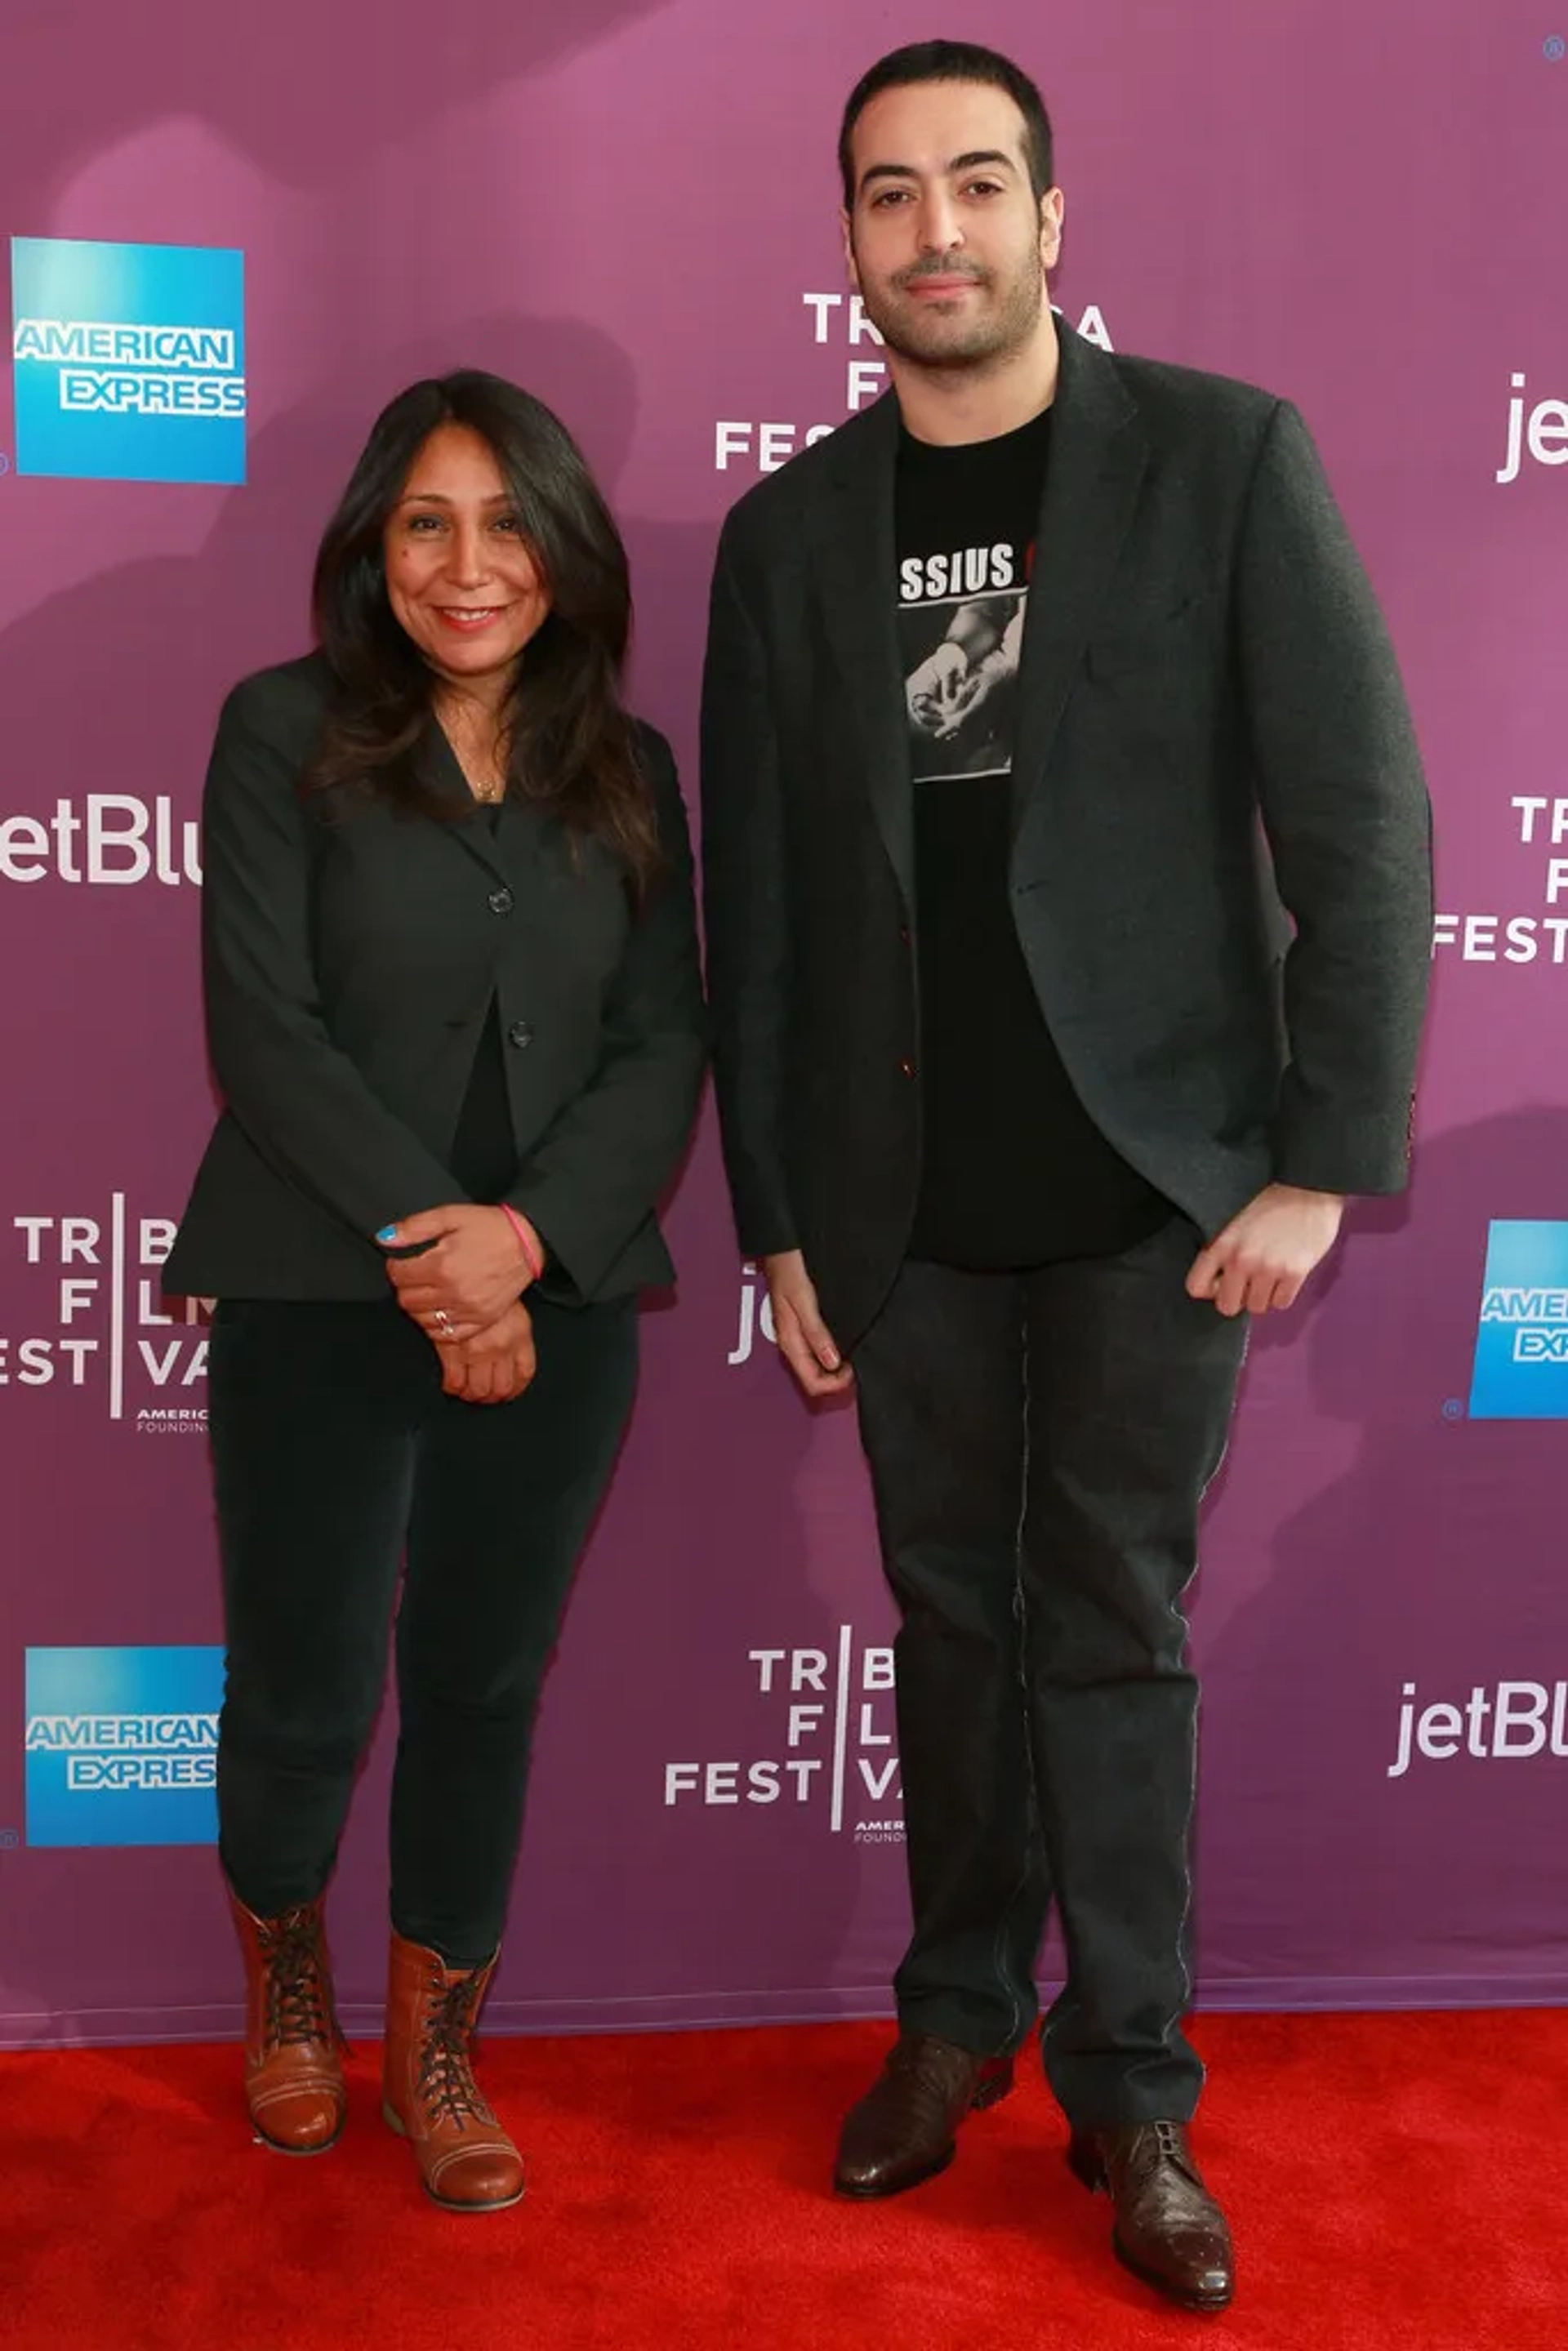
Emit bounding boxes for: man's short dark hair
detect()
[838,40,1055,210]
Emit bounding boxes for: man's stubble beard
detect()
[857,252,1047,373]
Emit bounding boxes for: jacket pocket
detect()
[1085,594,1207,682]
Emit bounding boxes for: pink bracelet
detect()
[498,1201,545,1283]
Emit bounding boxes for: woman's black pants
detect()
[207,1291,638,1967]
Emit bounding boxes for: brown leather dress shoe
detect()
[228,1888,346,2155]
[381,1931,524,2212]
[835,2032,1014,2198]
[1069,2120,1234,2312]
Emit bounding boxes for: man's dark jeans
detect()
[853,1219,1248,2128]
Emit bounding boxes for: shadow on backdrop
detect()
[1,0,672,203]
[1195,1105,1568,2002]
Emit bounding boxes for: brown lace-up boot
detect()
[381,1930,524,2212]
[228,1887,346,2154]
[1069,2120,1235,2312]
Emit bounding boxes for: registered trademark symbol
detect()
[1441,1397,1465,1420]
[0,1828,18,1849]
[1547,33,1566,60]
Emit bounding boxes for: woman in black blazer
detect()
[167,372,706,2211]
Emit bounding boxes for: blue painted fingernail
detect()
[376,1226,397,1243]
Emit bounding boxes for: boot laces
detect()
[1139,2119,1200,2188]
[258,1906,336,2050]
[416,1970,497,2131]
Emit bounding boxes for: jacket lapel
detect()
[806,397,915,915]
[805,329,1148,912]
[420,721,519,887]
[1009,323,1148,839]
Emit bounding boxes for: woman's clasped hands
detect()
[376,1204,541,1402]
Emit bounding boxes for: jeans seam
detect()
[1155,1321,1245,2088]
[991,1280,1037,2055]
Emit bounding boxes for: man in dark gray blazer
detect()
[700,39,1432,2314]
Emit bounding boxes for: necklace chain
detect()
[437,704,506,804]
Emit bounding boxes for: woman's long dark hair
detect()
[307,370,659,889]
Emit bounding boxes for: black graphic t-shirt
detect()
[897,407,1170,1266]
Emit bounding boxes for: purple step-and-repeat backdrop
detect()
[2,0,1566,2046]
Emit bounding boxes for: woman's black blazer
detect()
[165,653,708,1304]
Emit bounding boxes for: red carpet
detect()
[4,2011,1563,2350]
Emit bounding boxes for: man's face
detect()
[844,79,1063,370]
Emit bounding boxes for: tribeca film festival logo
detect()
[664,1631,904,1844]
[714,295,1114,479]
[0,1198,211,1428]
[1432,794,1568,976]
[1387,1677,1568,1778]
[10,236,245,485]
[1468,1221,1568,1420]
[24,1646,222,1846]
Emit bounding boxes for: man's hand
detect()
[433,1298,537,1404]
[1186,1183,1345,1318]
[763,1249,855,1400]
[377,1204,536,1341]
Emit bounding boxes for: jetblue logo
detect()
[1469,1222,1568,1418]
[11,237,245,484]
[24,1646,223,1846]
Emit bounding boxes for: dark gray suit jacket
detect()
[700,320,1433,1350]
[166,653,707,1303]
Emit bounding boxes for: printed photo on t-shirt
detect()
[898,539,1031,782]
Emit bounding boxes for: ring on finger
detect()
[434,1309,454,1337]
